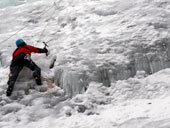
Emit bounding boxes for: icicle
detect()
[54,67,89,97]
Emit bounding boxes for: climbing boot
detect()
[35,77,42,85]
[6,85,14,96]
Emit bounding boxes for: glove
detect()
[43,47,48,53]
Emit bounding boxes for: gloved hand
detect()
[43,47,48,53]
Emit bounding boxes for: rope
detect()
[0,2,56,44]
[0,26,27,44]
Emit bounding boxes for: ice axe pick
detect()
[42,41,49,56]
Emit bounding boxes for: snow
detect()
[0,0,41,9]
[1,0,170,127]
[2,69,170,128]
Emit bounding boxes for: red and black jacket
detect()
[11,45,46,67]
[13,45,46,58]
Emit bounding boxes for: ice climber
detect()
[6,39,48,96]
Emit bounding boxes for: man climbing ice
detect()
[6,39,48,96]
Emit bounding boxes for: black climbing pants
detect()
[7,59,42,89]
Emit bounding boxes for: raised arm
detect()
[26,45,48,53]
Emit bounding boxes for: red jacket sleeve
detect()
[26,45,40,53]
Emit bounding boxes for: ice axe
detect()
[42,41,57,69]
[42,41,49,56]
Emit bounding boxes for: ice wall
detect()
[96,38,170,85]
[100,38,170,81]
[54,67,89,97]
[1,0,170,98]
[54,37,170,97]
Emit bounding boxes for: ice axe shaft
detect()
[49,56,56,69]
[43,41,48,47]
[42,41,49,56]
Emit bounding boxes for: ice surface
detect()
[1,0,170,127]
[0,0,41,8]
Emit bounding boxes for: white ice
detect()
[1,0,170,127]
